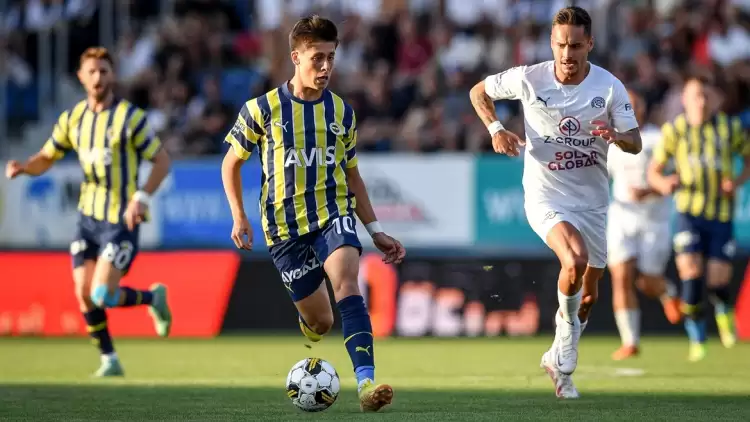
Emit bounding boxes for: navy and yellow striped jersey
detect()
[225,83,358,246]
[652,112,750,222]
[42,98,162,224]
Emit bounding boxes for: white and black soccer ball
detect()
[286,358,340,412]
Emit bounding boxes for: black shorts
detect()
[268,215,362,302]
[70,214,140,274]
[673,213,735,262]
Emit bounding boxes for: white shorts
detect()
[606,202,671,275]
[525,202,608,268]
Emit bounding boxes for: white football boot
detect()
[540,348,580,399]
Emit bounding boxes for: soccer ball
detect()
[286,358,340,412]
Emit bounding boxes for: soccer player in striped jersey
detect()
[648,75,750,361]
[5,47,172,376]
[222,15,404,412]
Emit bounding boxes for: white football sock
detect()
[551,310,563,351]
[557,288,582,327]
[101,352,118,363]
[614,309,640,346]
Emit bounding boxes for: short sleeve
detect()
[129,109,162,160]
[41,111,72,160]
[609,79,639,133]
[730,116,750,157]
[484,66,526,101]
[345,111,357,169]
[652,123,676,166]
[225,99,264,161]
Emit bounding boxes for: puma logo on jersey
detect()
[355,346,371,356]
[536,96,550,107]
[273,120,289,132]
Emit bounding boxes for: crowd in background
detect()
[2,0,750,158]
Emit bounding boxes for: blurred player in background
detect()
[648,75,750,361]
[4,47,172,376]
[606,89,681,361]
[470,6,641,398]
[221,15,404,412]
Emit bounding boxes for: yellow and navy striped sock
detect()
[681,277,707,343]
[119,286,153,307]
[83,308,114,355]
[708,286,731,315]
[337,295,375,384]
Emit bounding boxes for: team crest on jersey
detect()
[558,117,581,136]
[329,122,343,136]
[591,97,605,109]
[106,127,116,142]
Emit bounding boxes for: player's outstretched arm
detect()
[469,71,525,156]
[221,149,252,250]
[6,110,73,179]
[724,118,750,194]
[124,147,172,231]
[222,101,262,250]
[139,148,171,196]
[5,151,56,179]
[614,128,642,154]
[346,166,405,264]
[646,123,679,195]
[647,160,679,196]
[591,121,642,155]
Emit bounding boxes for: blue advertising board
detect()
[156,157,264,247]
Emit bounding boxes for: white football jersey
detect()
[485,61,639,211]
[607,124,671,218]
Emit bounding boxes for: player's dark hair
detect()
[552,6,592,37]
[289,15,339,50]
[79,47,114,69]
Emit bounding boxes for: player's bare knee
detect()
[636,276,661,298]
[308,311,334,335]
[676,254,702,280]
[331,278,360,302]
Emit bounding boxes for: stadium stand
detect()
[1,0,749,158]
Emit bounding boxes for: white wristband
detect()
[487,121,505,136]
[132,190,151,207]
[365,221,383,237]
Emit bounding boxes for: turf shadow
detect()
[0,384,748,421]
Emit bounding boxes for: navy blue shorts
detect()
[70,214,140,274]
[269,215,362,302]
[673,213,735,262]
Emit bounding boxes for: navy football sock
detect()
[708,286,732,315]
[83,308,115,355]
[337,295,375,385]
[682,277,706,343]
[118,286,153,307]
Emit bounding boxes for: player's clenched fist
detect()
[5,160,23,179]
[124,199,147,231]
[231,215,253,250]
[492,130,525,157]
[656,174,681,196]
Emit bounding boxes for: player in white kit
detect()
[470,7,641,399]
[606,88,681,361]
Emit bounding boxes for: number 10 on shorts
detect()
[332,216,356,235]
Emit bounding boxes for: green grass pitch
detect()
[1,336,748,421]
